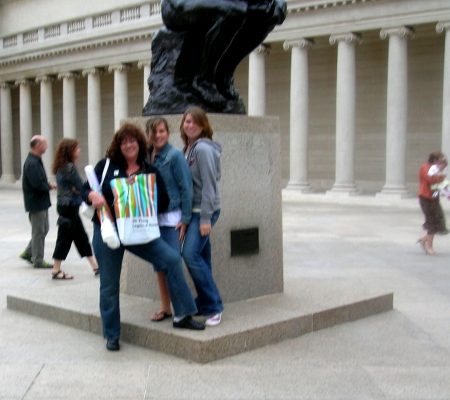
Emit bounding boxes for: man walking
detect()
[20,135,56,268]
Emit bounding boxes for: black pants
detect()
[52,204,93,260]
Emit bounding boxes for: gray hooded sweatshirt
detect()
[185,138,222,224]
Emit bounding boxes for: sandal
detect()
[93,268,100,276]
[52,270,73,280]
[151,311,173,322]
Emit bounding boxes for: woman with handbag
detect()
[181,106,224,327]
[417,151,449,255]
[51,138,99,280]
[82,123,205,352]
[146,117,193,322]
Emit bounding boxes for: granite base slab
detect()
[6,277,393,363]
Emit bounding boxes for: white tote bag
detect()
[110,173,160,245]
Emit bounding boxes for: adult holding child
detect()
[51,138,99,280]
[417,151,449,255]
[82,123,204,352]
[146,117,193,322]
[181,106,224,326]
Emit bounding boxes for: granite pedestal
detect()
[121,115,284,303]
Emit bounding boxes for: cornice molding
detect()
[0,33,152,67]
[283,38,314,51]
[287,0,380,14]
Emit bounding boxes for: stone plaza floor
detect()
[1,184,450,399]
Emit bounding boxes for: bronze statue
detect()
[143,0,286,115]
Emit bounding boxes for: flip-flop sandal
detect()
[151,311,173,322]
[52,270,73,280]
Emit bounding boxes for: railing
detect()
[1,1,161,49]
[67,19,85,34]
[23,30,38,44]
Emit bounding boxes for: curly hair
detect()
[52,138,79,174]
[180,106,213,146]
[105,123,148,169]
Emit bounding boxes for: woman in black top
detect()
[51,138,98,280]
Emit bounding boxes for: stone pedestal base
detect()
[120,115,284,303]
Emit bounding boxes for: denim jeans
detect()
[160,226,182,254]
[182,210,223,315]
[92,224,197,340]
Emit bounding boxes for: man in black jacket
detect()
[20,135,57,268]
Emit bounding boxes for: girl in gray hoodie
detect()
[180,106,224,326]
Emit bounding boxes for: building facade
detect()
[1,0,450,196]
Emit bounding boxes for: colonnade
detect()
[2,22,450,197]
[0,61,150,178]
[250,23,450,197]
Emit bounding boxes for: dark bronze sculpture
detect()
[143,0,287,115]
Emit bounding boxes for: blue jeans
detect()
[160,225,182,254]
[92,224,197,340]
[182,210,223,315]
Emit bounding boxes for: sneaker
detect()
[205,313,222,327]
[173,315,205,330]
[33,261,53,269]
[106,339,120,351]
[19,252,33,264]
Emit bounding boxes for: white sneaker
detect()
[205,312,222,326]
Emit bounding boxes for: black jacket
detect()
[22,153,51,213]
[81,158,169,225]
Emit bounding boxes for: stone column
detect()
[437,22,450,157]
[328,33,362,196]
[58,71,79,139]
[108,63,131,130]
[138,59,151,107]
[377,26,414,198]
[283,38,314,192]
[16,79,33,176]
[0,82,16,182]
[82,68,104,165]
[248,44,269,116]
[36,75,55,176]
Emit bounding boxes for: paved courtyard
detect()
[1,184,450,399]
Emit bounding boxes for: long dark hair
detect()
[52,138,79,174]
[105,123,148,169]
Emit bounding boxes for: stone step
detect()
[6,276,393,363]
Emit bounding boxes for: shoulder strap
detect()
[100,158,110,186]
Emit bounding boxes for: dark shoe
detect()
[106,339,120,351]
[173,315,205,330]
[19,252,33,264]
[34,261,53,269]
[93,268,100,276]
